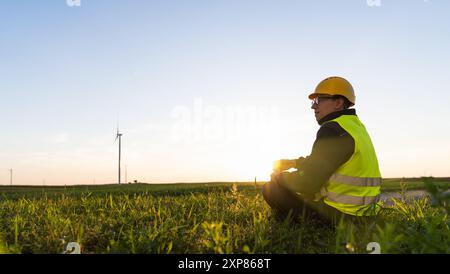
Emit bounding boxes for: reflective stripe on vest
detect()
[321,186,379,206]
[329,174,382,187]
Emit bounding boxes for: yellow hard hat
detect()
[308,76,356,106]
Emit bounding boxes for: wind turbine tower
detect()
[115,128,123,185]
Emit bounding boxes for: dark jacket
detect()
[280,109,357,198]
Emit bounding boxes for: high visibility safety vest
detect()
[320,115,382,216]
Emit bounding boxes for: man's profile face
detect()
[311,96,342,122]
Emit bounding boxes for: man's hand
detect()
[272,159,296,172]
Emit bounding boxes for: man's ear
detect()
[335,98,345,110]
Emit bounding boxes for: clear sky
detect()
[1,0,450,185]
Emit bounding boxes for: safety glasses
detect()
[311,96,335,106]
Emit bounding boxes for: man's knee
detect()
[262,180,275,205]
[263,178,298,210]
[264,178,287,207]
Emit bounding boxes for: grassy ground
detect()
[0,178,449,254]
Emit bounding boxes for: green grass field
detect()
[0,178,449,254]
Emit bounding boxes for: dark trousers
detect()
[262,179,356,225]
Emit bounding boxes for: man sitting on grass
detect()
[263,76,382,225]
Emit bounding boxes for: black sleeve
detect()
[281,121,355,197]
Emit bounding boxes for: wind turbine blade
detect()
[114,126,119,143]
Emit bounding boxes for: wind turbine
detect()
[115,127,123,185]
